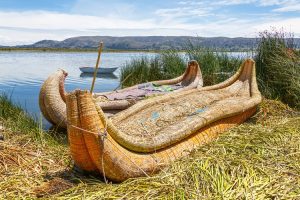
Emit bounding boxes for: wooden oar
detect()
[90,42,104,94]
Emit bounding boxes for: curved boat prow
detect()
[152,60,203,89]
[182,60,203,88]
[39,69,68,128]
[66,58,262,182]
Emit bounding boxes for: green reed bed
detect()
[186,47,244,85]
[0,95,38,132]
[255,30,300,109]
[0,94,66,144]
[120,51,185,87]
[120,48,244,88]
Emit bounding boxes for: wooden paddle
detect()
[90,42,104,94]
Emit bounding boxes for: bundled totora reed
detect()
[66,58,262,181]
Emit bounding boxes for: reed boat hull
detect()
[66,59,262,181]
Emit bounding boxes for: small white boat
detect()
[79,67,118,74]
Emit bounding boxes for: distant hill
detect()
[6,36,300,51]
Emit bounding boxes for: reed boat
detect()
[66,59,262,182]
[39,60,202,128]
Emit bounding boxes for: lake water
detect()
[0,51,156,128]
[0,51,250,129]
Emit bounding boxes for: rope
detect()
[67,120,108,183]
[68,123,106,136]
[99,119,108,184]
[67,119,150,179]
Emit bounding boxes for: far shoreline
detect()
[0,47,253,53]
[0,47,160,53]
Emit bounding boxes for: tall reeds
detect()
[120,50,185,87]
[120,48,243,87]
[186,46,243,85]
[255,30,300,109]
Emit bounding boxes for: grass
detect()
[0,95,70,198]
[1,94,300,199]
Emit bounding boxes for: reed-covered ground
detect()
[1,95,300,199]
[1,30,300,199]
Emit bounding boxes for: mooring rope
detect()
[67,120,150,180]
[99,119,108,184]
[67,120,108,183]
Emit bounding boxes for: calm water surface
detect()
[0,51,155,128]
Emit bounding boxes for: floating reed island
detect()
[66,58,261,182]
[39,60,202,128]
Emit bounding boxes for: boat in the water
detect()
[66,58,262,182]
[80,72,118,79]
[39,60,203,128]
[79,66,118,74]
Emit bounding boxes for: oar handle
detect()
[90,42,104,94]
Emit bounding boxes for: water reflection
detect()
[80,72,118,79]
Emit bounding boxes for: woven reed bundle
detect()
[66,58,262,181]
[39,69,68,128]
[40,60,202,128]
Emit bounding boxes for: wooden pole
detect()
[90,42,104,94]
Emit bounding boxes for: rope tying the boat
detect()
[67,120,150,179]
[67,121,108,183]
[99,120,108,184]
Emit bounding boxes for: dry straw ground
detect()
[1,98,300,199]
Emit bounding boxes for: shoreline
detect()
[0,48,163,53]
[0,47,253,53]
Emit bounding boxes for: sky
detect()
[0,0,299,45]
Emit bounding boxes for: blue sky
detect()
[0,0,299,45]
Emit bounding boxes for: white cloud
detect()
[212,0,256,5]
[0,27,70,45]
[0,0,300,46]
[0,10,205,45]
[259,0,282,6]
[0,11,155,30]
[273,4,300,12]
[258,0,300,11]
[71,0,137,19]
[154,1,214,27]
[155,6,211,18]
[254,17,300,35]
